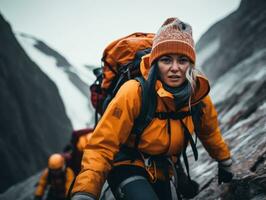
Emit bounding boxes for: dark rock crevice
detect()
[250,150,266,173]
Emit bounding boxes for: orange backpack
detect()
[90,32,154,121]
[101,32,154,89]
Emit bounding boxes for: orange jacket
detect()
[35,167,75,197]
[76,133,92,152]
[72,55,231,198]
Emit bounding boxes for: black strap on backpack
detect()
[191,101,204,145]
[131,76,156,149]
[181,102,203,179]
[180,119,197,180]
[131,62,158,149]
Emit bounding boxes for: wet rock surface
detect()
[193,0,266,199]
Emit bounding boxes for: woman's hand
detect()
[218,158,234,184]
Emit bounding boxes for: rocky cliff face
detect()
[193,0,266,199]
[196,0,266,84]
[0,14,72,193]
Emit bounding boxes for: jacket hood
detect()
[140,54,210,105]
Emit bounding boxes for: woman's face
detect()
[158,54,190,87]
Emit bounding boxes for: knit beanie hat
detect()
[149,17,196,65]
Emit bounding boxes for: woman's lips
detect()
[168,75,180,80]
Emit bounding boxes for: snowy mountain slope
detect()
[16,33,95,129]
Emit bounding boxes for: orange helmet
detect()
[48,153,65,170]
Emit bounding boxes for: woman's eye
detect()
[159,57,172,64]
[178,57,189,64]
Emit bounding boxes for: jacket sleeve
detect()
[34,168,49,197]
[197,95,231,161]
[71,80,141,198]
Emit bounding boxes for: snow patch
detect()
[16,34,93,129]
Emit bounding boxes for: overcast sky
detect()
[0,0,241,67]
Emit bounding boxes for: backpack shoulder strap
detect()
[191,101,204,138]
[181,101,204,180]
[131,76,156,149]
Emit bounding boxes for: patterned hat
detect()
[149,17,195,65]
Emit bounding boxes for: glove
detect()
[71,193,96,200]
[218,158,234,184]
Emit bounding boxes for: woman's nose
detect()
[170,60,180,72]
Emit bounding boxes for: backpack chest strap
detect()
[154,111,191,120]
[154,111,198,181]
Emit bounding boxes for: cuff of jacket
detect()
[72,192,96,200]
[218,158,232,167]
